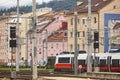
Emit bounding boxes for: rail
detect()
[0,70,120,80]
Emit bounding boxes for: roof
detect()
[69,0,113,14]
[27,12,56,34]
[38,12,56,22]
[46,31,67,42]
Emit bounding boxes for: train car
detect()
[111,53,120,72]
[54,53,120,72]
[96,53,109,71]
[96,53,120,72]
[54,51,87,72]
[78,54,88,71]
[54,54,74,71]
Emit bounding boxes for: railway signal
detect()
[10,27,16,38]
[94,31,99,42]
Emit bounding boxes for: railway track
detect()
[0,70,120,80]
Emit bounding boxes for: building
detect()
[27,12,67,66]
[0,7,52,65]
[0,13,17,65]
[66,0,120,53]
[19,8,49,65]
[0,15,10,65]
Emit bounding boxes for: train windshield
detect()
[58,57,70,63]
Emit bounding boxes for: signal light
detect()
[94,32,99,41]
[10,26,16,38]
[10,40,16,47]
[94,42,99,48]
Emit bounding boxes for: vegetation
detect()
[0,0,84,16]
[0,67,53,71]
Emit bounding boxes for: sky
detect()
[0,0,52,9]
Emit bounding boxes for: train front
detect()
[54,54,74,72]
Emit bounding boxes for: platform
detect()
[39,76,95,80]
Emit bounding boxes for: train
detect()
[54,52,120,72]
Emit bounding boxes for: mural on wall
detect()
[104,13,120,52]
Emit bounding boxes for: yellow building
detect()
[0,13,17,65]
[66,0,120,53]
[0,16,10,65]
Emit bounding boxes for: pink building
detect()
[27,12,67,66]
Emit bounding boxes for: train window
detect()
[78,60,85,65]
[100,59,106,67]
[112,59,119,67]
[78,50,86,54]
[58,57,70,63]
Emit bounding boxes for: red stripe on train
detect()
[55,64,72,69]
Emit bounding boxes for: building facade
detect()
[27,12,67,66]
[67,0,120,53]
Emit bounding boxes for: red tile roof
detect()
[47,31,67,42]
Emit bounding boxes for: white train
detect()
[54,52,120,72]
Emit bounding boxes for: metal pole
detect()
[74,11,78,75]
[74,0,78,75]
[16,0,19,71]
[45,29,48,66]
[42,41,44,64]
[7,17,10,66]
[32,0,38,79]
[25,18,28,66]
[94,48,96,72]
[62,31,64,52]
[87,0,92,72]
[63,38,64,52]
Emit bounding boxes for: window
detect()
[58,57,70,63]
[100,59,106,67]
[39,48,41,54]
[83,44,85,50]
[70,32,73,37]
[78,32,80,37]
[78,19,80,24]
[70,44,73,51]
[112,59,119,67]
[71,18,73,25]
[82,19,86,24]
[94,17,97,23]
[113,5,116,9]
[51,44,53,48]
[83,31,85,37]
[78,60,85,65]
